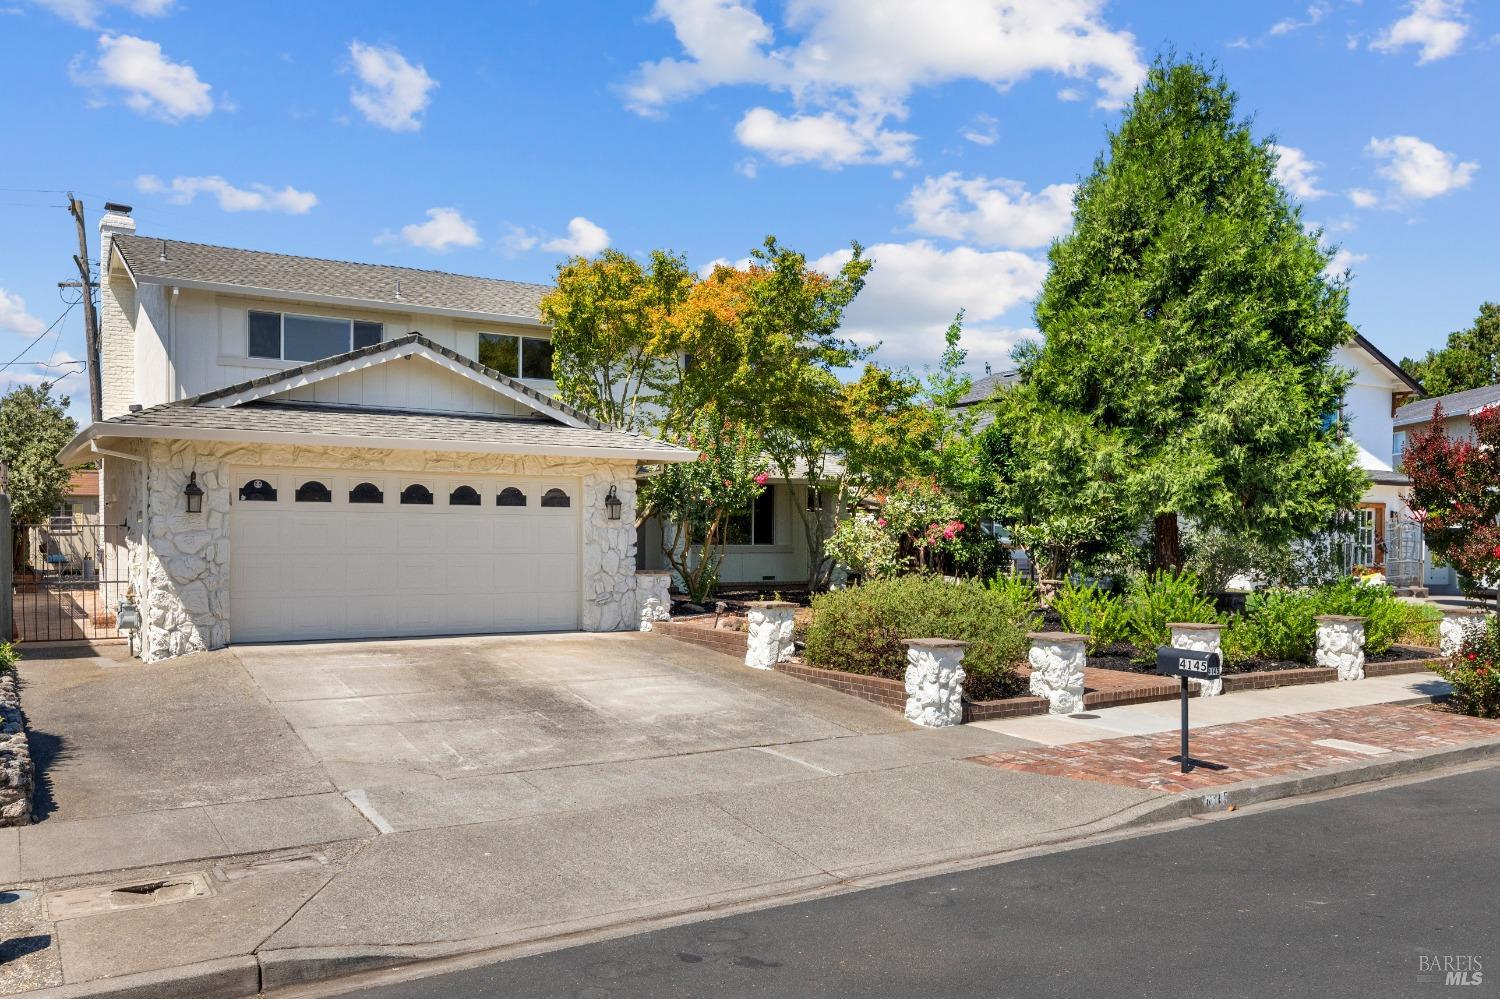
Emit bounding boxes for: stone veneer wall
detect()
[0,673,32,826]
[133,439,640,662]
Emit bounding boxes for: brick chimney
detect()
[97,202,137,419]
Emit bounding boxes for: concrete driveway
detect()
[4,633,1163,993]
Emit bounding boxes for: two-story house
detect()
[58,204,694,661]
[1332,334,1427,582]
[1391,381,1500,591]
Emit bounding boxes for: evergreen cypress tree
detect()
[1024,58,1364,570]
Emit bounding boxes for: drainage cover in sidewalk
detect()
[43,872,214,920]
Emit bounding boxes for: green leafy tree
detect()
[1021,57,1364,571]
[0,383,79,535]
[539,249,692,434]
[1402,302,1500,397]
[639,412,767,603]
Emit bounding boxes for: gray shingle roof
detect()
[70,333,694,461]
[1394,382,1500,429]
[113,234,549,321]
[99,400,675,454]
[953,370,1020,407]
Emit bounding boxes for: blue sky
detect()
[1,0,1493,423]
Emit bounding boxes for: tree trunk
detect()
[1153,512,1183,573]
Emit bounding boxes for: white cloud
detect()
[498,223,539,256]
[1371,0,1468,63]
[810,239,1046,366]
[76,33,213,121]
[1367,134,1478,199]
[903,173,1075,249]
[960,112,998,146]
[1323,247,1368,280]
[31,0,171,28]
[387,207,480,252]
[1056,87,1085,101]
[734,107,916,168]
[1271,144,1327,200]
[1348,188,1379,208]
[0,289,46,337]
[540,217,611,256]
[626,0,1144,167]
[696,255,753,278]
[135,174,316,214]
[348,41,436,132]
[1270,1,1330,36]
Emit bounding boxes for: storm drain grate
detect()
[43,872,214,920]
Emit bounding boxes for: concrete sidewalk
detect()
[0,644,1492,998]
[970,671,1452,745]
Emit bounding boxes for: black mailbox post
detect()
[1155,646,1223,773]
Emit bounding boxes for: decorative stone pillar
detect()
[1027,631,1087,715]
[636,570,673,632]
[744,601,796,669]
[902,639,967,728]
[1169,622,1226,697]
[1316,615,1367,681]
[1440,607,1488,658]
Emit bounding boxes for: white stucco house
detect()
[58,204,695,660]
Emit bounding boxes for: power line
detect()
[0,301,78,373]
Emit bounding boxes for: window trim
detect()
[249,309,383,362]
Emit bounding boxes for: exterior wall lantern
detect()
[604,484,622,521]
[184,471,204,514]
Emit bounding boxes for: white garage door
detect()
[230,468,581,643]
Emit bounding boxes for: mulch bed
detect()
[1086,642,1436,676]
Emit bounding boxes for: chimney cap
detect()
[103,202,133,214]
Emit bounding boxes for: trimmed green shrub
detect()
[0,642,18,674]
[805,575,1036,701]
[1429,614,1500,718]
[1227,580,1441,664]
[1051,579,1129,653]
[987,573,1040,619]
[1123,571,1221,651]
[1234,587,1322,663]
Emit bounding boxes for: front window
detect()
[727,489,776,546]
[249,310,383,362]
[478,332,555,379]
[1393,430,1408,469]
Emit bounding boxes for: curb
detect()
[1115,733,1500,827]
[33,733,1500,999]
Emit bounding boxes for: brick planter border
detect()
[1220,650,1437,693]
[651,619,745,658]
[772,660,906,712]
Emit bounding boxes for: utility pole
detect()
[66,194,103,423]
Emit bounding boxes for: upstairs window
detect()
[249,310,383,362]
[478,332,555,379]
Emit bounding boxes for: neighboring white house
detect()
[1392,380,1500,591]
[1333,334,1428,584]
[59,204,695,660]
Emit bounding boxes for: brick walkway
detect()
[969,704,1500,794]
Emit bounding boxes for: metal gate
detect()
[1384,511,1425,587]
[12,518,129,643]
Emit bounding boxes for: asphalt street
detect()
[338,766,1500,998]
